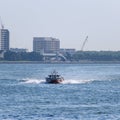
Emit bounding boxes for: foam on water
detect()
[21,78,94,84]
[21,78,45,84]
[62,79,94,84]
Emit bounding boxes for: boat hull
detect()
[46,78,63,84]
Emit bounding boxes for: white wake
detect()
[62,79,94,84]
[21,78,45,84]
[21,78,94,84]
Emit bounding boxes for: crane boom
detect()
[81,36,88,51]
[0,17,4,29]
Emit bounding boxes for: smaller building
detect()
[10,48,28,53]
[60,48,76,55]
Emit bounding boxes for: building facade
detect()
[33,37,60,54]
[0,29,9,51]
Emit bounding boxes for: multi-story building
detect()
[0,29,9,51]
[33,37,60,54]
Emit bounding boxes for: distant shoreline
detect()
[0,61,120,64]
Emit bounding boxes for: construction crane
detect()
[0,17,4,29]
[81,36,88,51]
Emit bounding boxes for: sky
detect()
[0,0,120,51]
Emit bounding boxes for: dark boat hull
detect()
[46,78,63,84]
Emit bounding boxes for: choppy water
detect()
[0,64,120,120]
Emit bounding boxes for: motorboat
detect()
[46,70,64,84]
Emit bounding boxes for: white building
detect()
[33,37,60,54]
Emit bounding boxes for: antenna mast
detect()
[81,36,88,51]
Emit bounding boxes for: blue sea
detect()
[0,63,120,120]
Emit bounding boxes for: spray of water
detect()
[21,78,94,84]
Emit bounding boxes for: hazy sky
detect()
[0,0,120,51]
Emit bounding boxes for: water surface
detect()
[0,64,120,120]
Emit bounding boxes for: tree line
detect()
[3,51,43,61]
[1,51,120,61]
[65,51,120,61]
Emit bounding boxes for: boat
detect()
[46,70,64,84]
